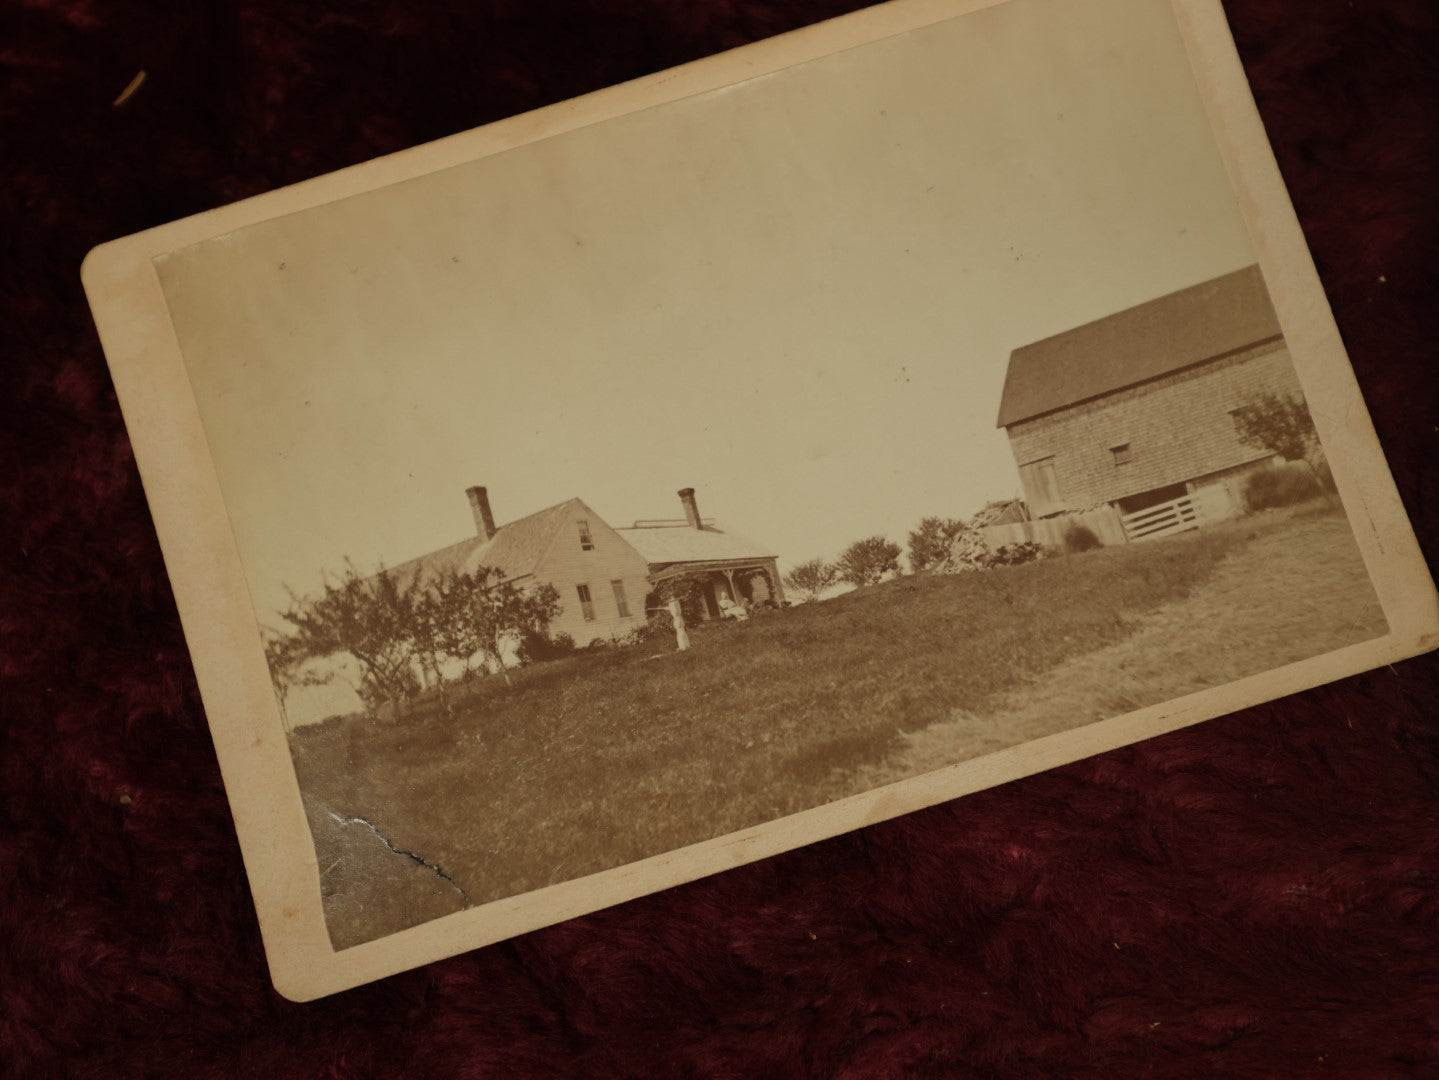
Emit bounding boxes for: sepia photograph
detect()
[147,0,1393,953]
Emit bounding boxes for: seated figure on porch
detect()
[717,593,749,621]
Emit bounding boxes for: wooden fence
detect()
[1120,494,1200,542]
[980,504,1128,552]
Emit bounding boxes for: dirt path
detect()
[852,510,1388,786]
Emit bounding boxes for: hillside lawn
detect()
[288,506,1387,949]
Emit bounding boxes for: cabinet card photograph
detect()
[82,0,1437,999]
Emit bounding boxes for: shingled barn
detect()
[996,264,1309,541]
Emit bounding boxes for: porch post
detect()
[667,599,689,651]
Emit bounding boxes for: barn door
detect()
[1019,456,1064,517]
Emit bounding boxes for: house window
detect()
[611,580,631,618]
[576,584,595,621]
[578,520,594,551]
[1110,442,1132,465]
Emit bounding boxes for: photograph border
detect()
[81,0,1438,1001]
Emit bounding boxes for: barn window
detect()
[576,584,595,621]
[611,580,631,618]
[1110,442,1132,465]
[578,520,594,550]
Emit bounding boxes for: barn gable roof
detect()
[384,498,579,587]
[996,265,1282,428]
[614,522,775,569]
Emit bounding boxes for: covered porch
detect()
[647,557,786,621]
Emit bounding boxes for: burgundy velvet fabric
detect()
[3,1,1436,1075]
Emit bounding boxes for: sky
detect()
[157,0,1257,626]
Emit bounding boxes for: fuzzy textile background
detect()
[2,0,1436,1075]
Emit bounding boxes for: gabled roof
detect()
[996,265,1283,428]
[614,522,775,568]
[384,498,579,587]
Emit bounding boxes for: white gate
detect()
[1121,494,1200,542]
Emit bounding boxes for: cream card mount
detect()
[82,0,1437,1000]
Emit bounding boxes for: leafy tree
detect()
[655,573,710,625]
[907,517,969,573]
[835,536,902,587]
[783,558,839,603]
[281,560,423,719]
[355,665,421,717]
[278,554,569,721]
[411,569,480,710]
[262,628,306,730]
[1232,392,1333,501]
[434,566,562,686]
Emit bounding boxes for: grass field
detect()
[288,506,1387,948]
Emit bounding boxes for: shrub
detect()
[516,629,577,665]
[1062,523,1103,554]
[1243,463,1323,511]
[987,541,1046,567]
[623,609,676,645]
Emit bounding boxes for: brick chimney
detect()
[466,485,497,541]
[678,487,702,530]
